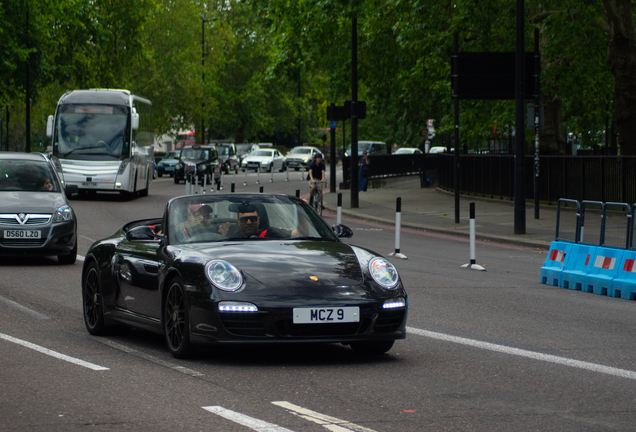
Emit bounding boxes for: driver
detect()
[174,204,213,242]
[218,204,308,239]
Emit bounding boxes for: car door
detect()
[115,237,164,319]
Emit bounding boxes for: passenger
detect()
[174,204,213,242]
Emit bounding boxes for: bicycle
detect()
[311,181,324,216]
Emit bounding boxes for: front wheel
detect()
[58,240,77,265]
[164,278,194,358]
[174,175,180,184]
[350,340,394,355]
[82,261,107,335]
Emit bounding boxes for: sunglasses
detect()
[239,216,258,223]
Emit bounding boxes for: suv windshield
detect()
[217,146,230,156]
[290,148,311,155]
[181,148,210,159]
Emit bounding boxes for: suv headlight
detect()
[53,205,74,223]
[198,164,208,172]
[369,258,399,289]
[206,260,243,292]
[175,163,183,170]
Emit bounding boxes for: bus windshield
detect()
[53,104,129,160]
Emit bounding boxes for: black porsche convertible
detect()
[82,193,407,358]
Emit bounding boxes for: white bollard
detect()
[233,169,237,186]
[256,166,261,184]
[336,193,342,225]
[285,163,290,182]
[243,167,248,186]
[201,172,207,194]
[270,167,274,183]
[388,197,407,259]
[220,171,224,190]
[461,202,486,271]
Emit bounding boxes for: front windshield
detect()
[168,194,337,245]
[168,151,180,159]
[290,148,311,155]
[181,148,209,160]
[252,150,273,157]
[53,104,129,160]
[217,146,230,155]
[346,143,372,154]
[0,159,60,192]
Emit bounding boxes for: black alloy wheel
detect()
[350,340,394,355]
[82,261,107,335]
[164,278,193,358]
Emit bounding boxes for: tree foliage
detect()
[2,0,636,154]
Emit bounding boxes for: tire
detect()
[138,172,149,197]
[82,261,107,335]
[164,278,194,358]
[350,340,394,355]
[294,167,299,171]
[158,173,163,178]
[279,162,286,172]
[58,240,77,265]
[174,175,180,184]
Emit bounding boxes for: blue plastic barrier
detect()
[540,241,574,287]
[609,251,636,300]
[583,247,624,296]
[560,244,597,291]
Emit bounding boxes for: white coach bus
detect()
[46,89,154,199]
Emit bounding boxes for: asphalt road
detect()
[1,171,636,431]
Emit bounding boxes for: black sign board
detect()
[451,52,539,100]
[327,101,367,121]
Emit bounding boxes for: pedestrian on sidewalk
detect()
[358,150,370,191]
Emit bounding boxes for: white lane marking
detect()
[0,332,108,371]
[407,326,636,380]
[203,406,295,432]
[97,339,203,377]
[79,235,96,242]
[0,295,50,320]
[272,401,378,432]
[77,254,85,262]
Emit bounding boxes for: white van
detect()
[344,141,388,157]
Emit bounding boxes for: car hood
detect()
[182,240,365,289]
[0,191,69,214]
[159,159,179,166]
[180,158,208,164]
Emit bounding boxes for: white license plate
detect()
[82,182,97,186]
[165,167,174,171]
[4,230,41,239]
[293,306,359,324]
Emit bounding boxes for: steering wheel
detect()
[96,140,108,147]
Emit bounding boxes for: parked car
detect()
[344,141,388,157]
[216,144,240,174]
[429,146,450,154]
[173,145,221,186]
[284,146,322,171]
[394,147,423,155]
[156,151,181,177]
[81,193,407,358]
[236,143,260,165]
[241,149,286,172]
[0,152,78,264]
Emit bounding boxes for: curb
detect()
[324,205,551,251]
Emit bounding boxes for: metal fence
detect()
[341,154,438,183]
[437,154,636,205]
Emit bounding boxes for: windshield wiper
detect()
[61,146,108,157]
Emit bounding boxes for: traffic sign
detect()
[330,121,337,129]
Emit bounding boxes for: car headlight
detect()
[206,260,243,292]
[175,163,183,170]
[369,258,399,289]
[53,205,74,223]
[118,158,130,175]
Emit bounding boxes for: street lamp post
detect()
[201,16,217,145]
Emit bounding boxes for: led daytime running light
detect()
[218,301,258,312]
[383,298,406,309]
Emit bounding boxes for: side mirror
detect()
[126,225,160,241]
[46,116,54,138]
[131,113,140,130]
[331,224,353,238]
[65,184,79,196]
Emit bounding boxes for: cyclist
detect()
[308,153,325,208]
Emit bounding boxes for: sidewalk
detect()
[322,176,557,250]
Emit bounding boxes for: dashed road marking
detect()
[0,332,108,371]
[203,406,295,432]
[272,401,378,432]
[0,295,50,320]
[407,326,636,380]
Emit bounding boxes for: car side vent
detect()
[220,313,267,337]
[373,309,406,333]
